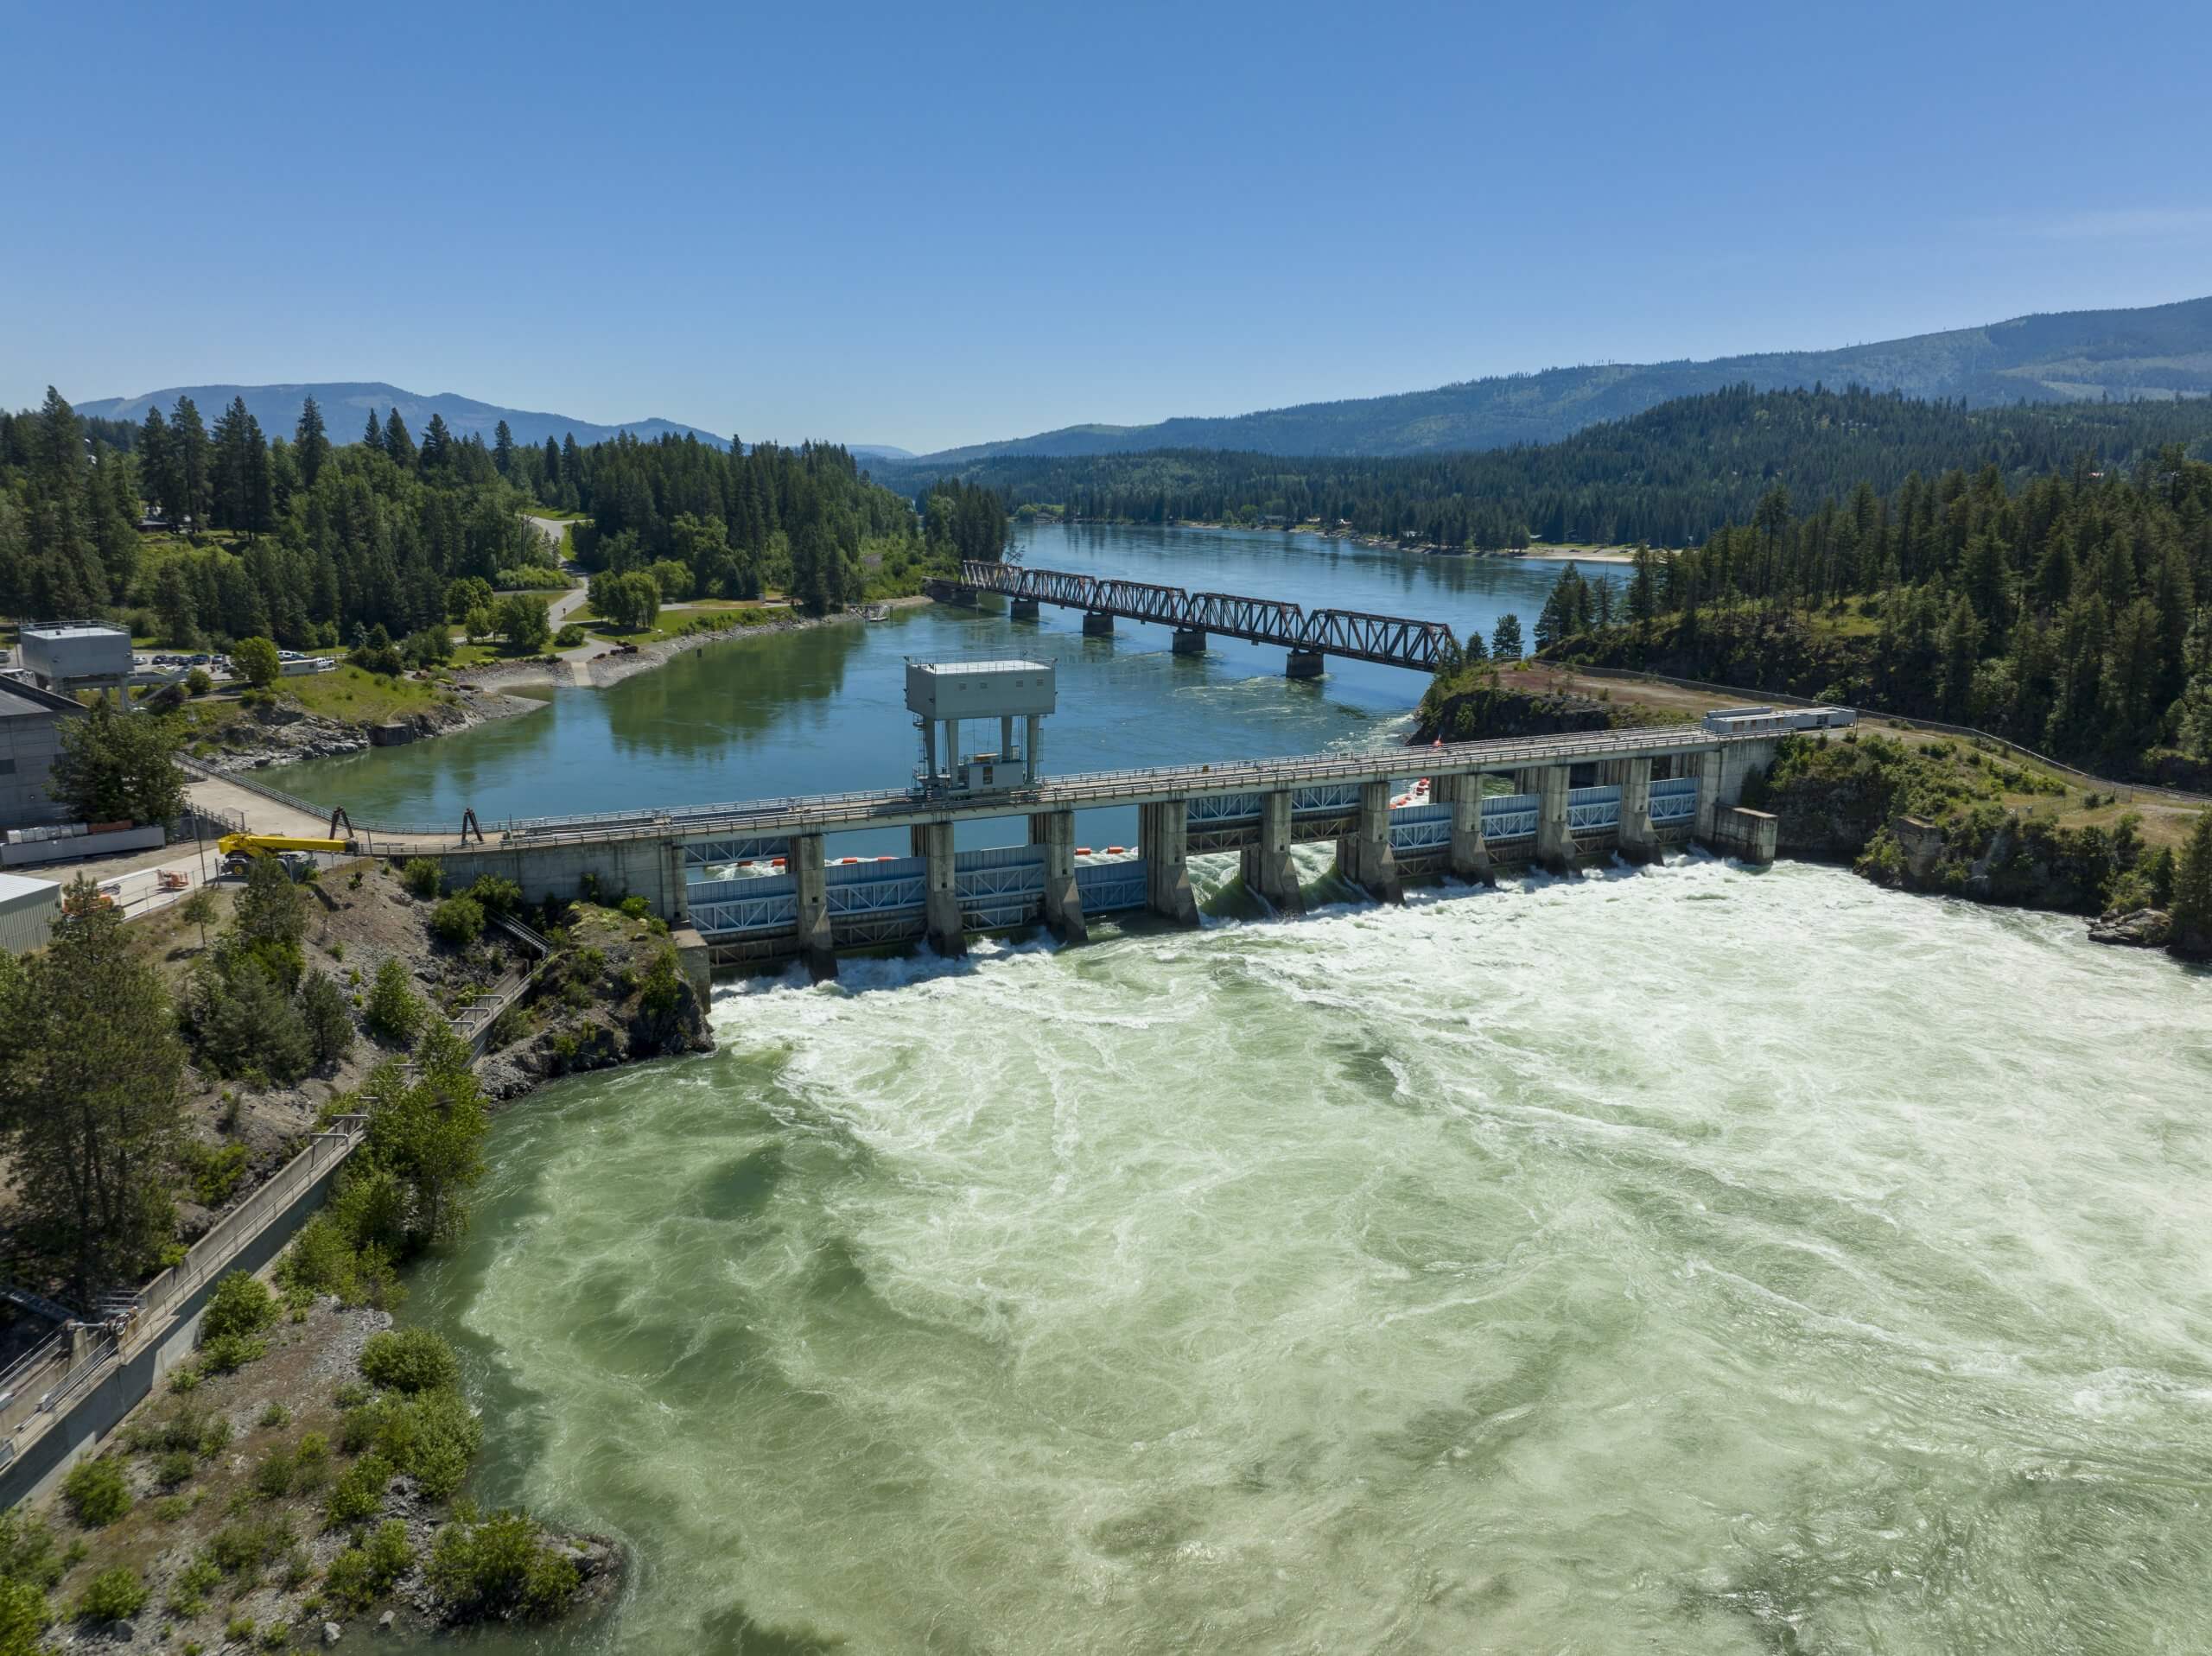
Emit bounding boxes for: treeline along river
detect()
[302,524,2211,1654]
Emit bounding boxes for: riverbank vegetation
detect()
[884,386,2212,551]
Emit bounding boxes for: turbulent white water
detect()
[407,857,2212,1654]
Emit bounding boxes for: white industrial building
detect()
[1700,705,1858,737]
[0,872,60,955]
[18,620,132,695]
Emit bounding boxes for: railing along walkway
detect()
[0,1116,366,1476]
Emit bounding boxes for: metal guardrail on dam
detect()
[483,726,1727,851]
[949,560,1460,671]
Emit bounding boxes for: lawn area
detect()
[279,664,449,722]
[575,603,786,647]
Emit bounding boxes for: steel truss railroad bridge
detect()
[938,560,1458,676]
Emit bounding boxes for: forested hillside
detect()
[907,295,2212,462]
[0,388,939,644]
[1517,445,2212,784]
[889,387,2212,551]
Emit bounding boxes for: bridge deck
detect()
[953,561,1459,670]
[346,726,1730,855]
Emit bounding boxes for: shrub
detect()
[167,1556,221,1616]
[204,1272,276,1342]
[208,1515,296,1583]
[0,1578,43,1654]
[427,1508,579,1621]
[553,624,585,648]
[618,895,652,921]
[465,875,523,916]
[62,1457,131,1527]
[323,1520,414,1612]
[253,1443,297,1498]
[400,859,443,899]
[259,1400,290,1429]
[182,1141,250,1207]
[359,1329,461,1394]
[430,895,486,946]
[334,1380,371,1410]
[342,1390,480,1499]
[325,1453,394,1527]
[365,959,426,1045]
[293,1433,330,1492]
[199,1332,268,1374]
[156,1448,197,1489]
[0,1513,64,1590]
[73,1565,148,1623]
[185,666,214,696]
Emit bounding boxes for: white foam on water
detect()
[420,860,2212,1654]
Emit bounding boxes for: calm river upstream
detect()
[318,526,2212,1653]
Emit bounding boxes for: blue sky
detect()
[5,0,2210,453]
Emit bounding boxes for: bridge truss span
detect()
[956,561,1457,671]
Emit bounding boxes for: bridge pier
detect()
[1694,749,1724,843]
[1285,648,1325,679]
[1535,766,1577,874]
[1011,596,1039,621]
[1338,779,1403,903]
[1239,789,1304,914]
[1082,610,1115,637]
[1172,627,1207,656]
[913,822,965,957]
[791,833,836,981]
[1433,774,1493,884]
[1029,809,1088,942]
[1140,800,1199,925]
[1617,757,1663,865]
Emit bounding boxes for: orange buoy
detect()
[1108,846,1126,854]
[738,860,753,867]
[1076,847,1091,856]
[772,857,786,868]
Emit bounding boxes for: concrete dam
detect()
[373,721,1783,982]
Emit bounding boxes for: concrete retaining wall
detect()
[0,1146,356,1509]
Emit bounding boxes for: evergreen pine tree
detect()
[296,396,330,486]
[383,409,417,468]
[492,419,514,475]
[363,407,385,452]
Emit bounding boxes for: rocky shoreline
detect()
[193,688,544,775]
[461,594,930,696]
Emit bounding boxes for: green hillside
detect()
[904,295,2212,463]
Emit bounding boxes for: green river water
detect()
[391,857,2212,1655]
[306,525,2212,1653]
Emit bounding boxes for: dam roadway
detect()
[309,724,1784,981]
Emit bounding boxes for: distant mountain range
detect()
[70,380,914,460]
[896,295,2212,467]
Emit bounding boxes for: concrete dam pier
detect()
[379,726,1782,980]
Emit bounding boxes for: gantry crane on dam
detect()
[929,560,1459,676]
